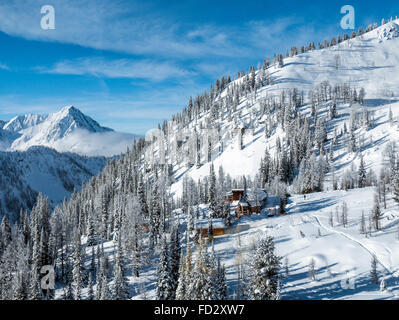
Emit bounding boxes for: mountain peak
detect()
[51,105,113,134]
[60,105,77,113]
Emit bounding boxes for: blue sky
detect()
[0,0,398,134]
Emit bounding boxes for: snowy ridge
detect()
[0,105,139,157]
[136,18,399,197]
[377,21,399,42]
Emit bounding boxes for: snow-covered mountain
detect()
[0,146,107,221]
[0,105,138,157]
[152,18,399,197]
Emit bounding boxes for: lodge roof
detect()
[195,218,225,230]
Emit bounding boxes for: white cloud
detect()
[51,128,139,157]
[0,0,244,59]
[0,0,314,60]
[40,57,193,81]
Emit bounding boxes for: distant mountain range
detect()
[0,105,139,157]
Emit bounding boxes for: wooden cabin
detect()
[225,189,245,203]
[235,200,251,218]
[195,219,226,238]
[228,188,267,219]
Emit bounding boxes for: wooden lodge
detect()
[225,188,267,219]
[195,219,226,238]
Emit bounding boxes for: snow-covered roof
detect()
[247,188,267,202]
[196,218,225,229]
[231,200,240,206]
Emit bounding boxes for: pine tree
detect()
[246,236,281,300]
[358,156,367,188]
[370,255,379,284]
[101,192,109,241]
[208,219,214,242]
[372,194,381,231]
[63,281,74,300]
[222,201,232,227]
[212,256,228,300]
[176,252,188,300]
[100,272,110,300]
[29,264,41,300]
[72,233,82,300]
[14,271,28,300]
[187,236,213,300]
[348,127,356,153]
[87,213,96,246]
[152,185,162,241]
[87,273,94,300]
[157,236,172,300]
[0,216,12,249]
[137,177,149,217]
[112,233,130,300]
[169,227,181,299]
[208,163,218,216]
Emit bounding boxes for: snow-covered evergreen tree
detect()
[157,236,172,300]
[246,236,281,300]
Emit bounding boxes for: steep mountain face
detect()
[0,146,107,221]
[147,19,399,197]
[0,105,139,156]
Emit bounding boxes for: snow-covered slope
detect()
[149,19,399,197]
[0,146,107,220]
[0,105,139,157]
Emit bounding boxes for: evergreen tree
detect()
[372,194,381,231]
[176,252,188,300]
[358,156,367,188]
[208,163,218,216]
[370,255,379,284]
[72,233,82,300]
[222,201,232,227]
[246,236,281,300]
[87,213,96,246]
[212,256,228,300]
[112,233,130,300]
[187,236,213,300]
[87,273,94,300]
[29,264,41,300]
[341,202,348,227]
[169,227,181,299]
[157,236,172,300]
[14,271,28,300]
